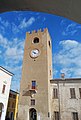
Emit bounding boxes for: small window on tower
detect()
[31,99,35,105]
[33,37,39,43]
[50,70,51,75]
[48,41,51,47]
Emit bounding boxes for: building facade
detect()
[0,66,13,120]
[18,29,81,120]
[50,78,81,120]
[6,90,19,120]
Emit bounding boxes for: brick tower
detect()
[18,28,53,120]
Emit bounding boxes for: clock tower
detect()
[18,28,53,120]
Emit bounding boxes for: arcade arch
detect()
[0,0,81,24]
[0,103,4,120]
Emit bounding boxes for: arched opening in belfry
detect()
[33,37,39,44]
[29,108,37,120]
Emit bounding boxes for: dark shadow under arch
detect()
[0,0,81,24]
[29,108,37,120]
[0,103,4,119]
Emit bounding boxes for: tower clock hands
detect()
[30,49,39,58]
[33,51,36,54]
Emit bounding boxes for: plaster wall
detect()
[50,81,81,120]
[0,68,12,120]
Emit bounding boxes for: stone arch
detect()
[0,103,4,119]
[0,0,81,23]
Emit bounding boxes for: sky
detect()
[0,11,81,91]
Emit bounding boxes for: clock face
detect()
[30,49,40,58]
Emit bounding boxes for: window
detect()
[9,93,12,98]
[72,112,78,120]
[31,99,35,105]
[48,112,50,117]
[33,37,39,43]
[50,70,51,75]
[12,102,15,108]
[54,111,59,120]
[8,101,10,107]
[2,84,6,94]
[53,88,58,99]
[70,88,76,98]
[79,88,81,98]
[48,41,51,46]
[13,94,16,99]
[32,81,36,89]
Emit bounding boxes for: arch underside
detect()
[0,0,81,24]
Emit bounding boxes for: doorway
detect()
[29,108,37,120]
[0,103,4,119]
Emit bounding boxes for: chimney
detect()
[61,73,65,79]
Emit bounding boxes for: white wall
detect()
[0,68,13,120]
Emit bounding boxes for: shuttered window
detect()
[70,88,76,98]
[79,88,81,98]
[53,88,58,99]
[54,111,59,120]
[72,112,78,120]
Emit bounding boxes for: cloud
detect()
[0,26,5,34]
[0,50,2,54]
[53,40,81,78]
[0,34,8,48]
[60,20,81,36]
[42,17,46,22]
[62,23,77,36]
[0,16,36,35]
[59,40,78,50]
[11,17,36,34]
[53,68,58,76]
[60,67,81,78]
[19,17,35,29]
[0,17,9,27]
[12,23,20,34]
[0,34,25,91]
[5,38,24,64]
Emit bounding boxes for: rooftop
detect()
[0,66,14,76]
